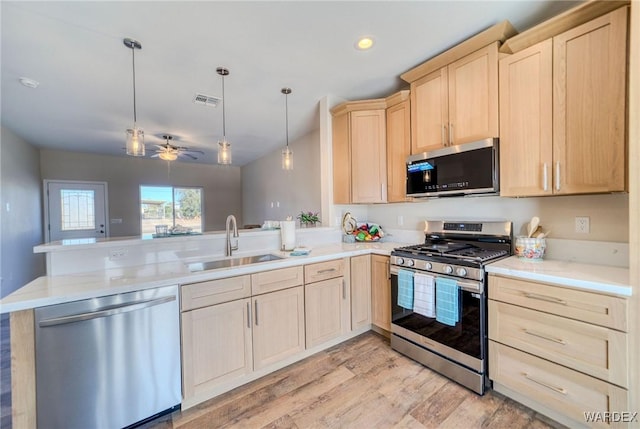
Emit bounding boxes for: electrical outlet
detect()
[397,215,404,226]
[109,249,128,260]
[575,216,590,234]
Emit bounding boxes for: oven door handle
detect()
[390,266,481,293]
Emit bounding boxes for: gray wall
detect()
[242,129,321,226]
[40,149,243,236]
[0,127,45,298]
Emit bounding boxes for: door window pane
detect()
[60,190,95,231]
[140,186,203,235]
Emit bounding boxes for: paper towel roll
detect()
[280,220,296,251]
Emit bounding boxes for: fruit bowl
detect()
[353,223,384,242]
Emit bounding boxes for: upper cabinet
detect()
[385,91,411,203]
[409,43,499,153]
[499,6,628,197]
[331,99,387,204]
[401,21,515,154]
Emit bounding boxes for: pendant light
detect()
[216,67,231,165]
[123,38,145,157]
[281,88,293,170]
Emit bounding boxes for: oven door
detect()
[389,266,487,373]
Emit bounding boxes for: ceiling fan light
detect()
[159,151,177,161]
[126,127,145,156]
[218,139,232,165]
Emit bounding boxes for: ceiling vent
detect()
[193,93,221,107]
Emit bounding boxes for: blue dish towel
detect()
[436,277,460,326]
[397,269,415,310]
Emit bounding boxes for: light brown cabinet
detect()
[304,259,350,348]
[488,274,629,428]
[181,267,305,402]
[499,7,628,197]
[371,255,391,333]
[331,99,387,204]
[410,42,499,153]
[385,91,411,203]
[350,254,372,330]
[252,285,305,370]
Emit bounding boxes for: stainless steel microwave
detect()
[406,138,499,198]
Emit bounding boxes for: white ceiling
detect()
[1,1,580,166]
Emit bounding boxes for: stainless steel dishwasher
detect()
[35,285,181,429]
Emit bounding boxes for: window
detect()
[61,189,96,230]
[140,186,203,235]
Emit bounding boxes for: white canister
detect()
[280,220,296,251]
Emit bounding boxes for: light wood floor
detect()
[143,332,564,429]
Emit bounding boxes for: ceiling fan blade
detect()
[151,154,160,158]
[185,149,205,155]
[181,153,198,160]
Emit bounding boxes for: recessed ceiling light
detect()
[355,36,375,50]
[19,77,40,89]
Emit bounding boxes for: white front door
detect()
[45,181,108,242]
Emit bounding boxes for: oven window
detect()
[392,292,482,359]
[391,275,484,361]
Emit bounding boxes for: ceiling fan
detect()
[152,135,204,161]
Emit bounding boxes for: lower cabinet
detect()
[371,255,391,332]
[488,274,629,428]
[350,255,372,330]
[304,259,350,348]
[181,298,252,400]
[252,286,306,370]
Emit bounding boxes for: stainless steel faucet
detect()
[225,215,239,256]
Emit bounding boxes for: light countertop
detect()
[486,256,631,297]
[0,242,401,314]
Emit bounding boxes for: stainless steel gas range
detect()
[390,220,512,394]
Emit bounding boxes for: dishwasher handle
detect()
[38,295,176,327]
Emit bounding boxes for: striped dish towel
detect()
[413,272,435,318]
[435,277,460,326]
[397,269,414,310]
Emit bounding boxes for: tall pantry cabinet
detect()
[499,7,628,196]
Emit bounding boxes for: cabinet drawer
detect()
[251,266,304,295]
[489,301,628,387]
[489,342,628,429]
[489,275,628,331]
[304,259,344,283]
[181,275,251,311]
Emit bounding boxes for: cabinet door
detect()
[448,42,499,145]
[499,40,553,197]
[350,110,387,203]
[350,255,371,330]
[410,67,448,153]
[386,98,411,202]
[371,255,391,332]
[305,277,349,348]
[182,298,253,400]
[252,286,305,370]
[332,112,351,204]
[553,7,627,194]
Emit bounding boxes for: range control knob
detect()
[396,257,404,265]
[456,267,468,277]
[443,265,453,274]
[406,259,415,267]
[425,262,433,270]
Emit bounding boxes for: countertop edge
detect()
[1,243,396,313]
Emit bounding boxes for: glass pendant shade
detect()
[218,139,232,164]
[126,127,145,156]
[282,146,293,170]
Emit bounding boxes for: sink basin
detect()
[187,254,283,272]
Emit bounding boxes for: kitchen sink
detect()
[187,254,283,272]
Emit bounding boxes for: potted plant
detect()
[297,211,320,227]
